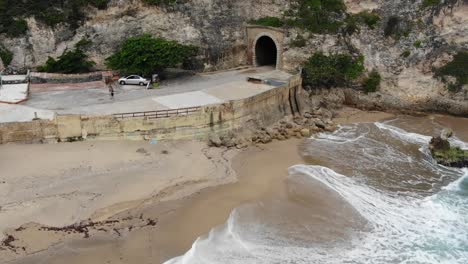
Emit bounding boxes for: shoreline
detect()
[3,107,449,264]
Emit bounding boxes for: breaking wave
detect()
[165,120,468,264]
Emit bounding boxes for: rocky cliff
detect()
[283,0,467,105]
[0,0,289,71]
[0,0,467,113]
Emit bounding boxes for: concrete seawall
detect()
[0,75,302,144]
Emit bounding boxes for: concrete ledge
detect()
[29,71,111,84]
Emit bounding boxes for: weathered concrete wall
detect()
[0,75,302,144]
[30,72,108,84]
[0,120,57,143]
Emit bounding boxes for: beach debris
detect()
[136,148,148,154]
[1,235,20,252]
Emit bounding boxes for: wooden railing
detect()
[113,106,202,120]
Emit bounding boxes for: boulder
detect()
[260,135,272,144]
[314,119,326,129]
[208,134,222,147]
[429,129,467,168]
[300,128,311,137]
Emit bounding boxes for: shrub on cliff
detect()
[250,17,284,27]
[434,51,468,92]
[142,0,177,6]
[302,52,365,88]
[0,44,13,67]
[37,43,95,74]
[422,0,441,8]
[250,17,285,28]
[344,11,381,35]
[105,34,198,76]
[363,70,381,93]
[285,0,346,34]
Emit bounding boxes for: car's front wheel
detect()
[139,82,145,86]
[120,81,126,85]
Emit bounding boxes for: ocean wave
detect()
[166,120,468,264]
[165,164,468,264]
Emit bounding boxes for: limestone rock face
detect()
[290,1,465,100]
[0,0,289,71]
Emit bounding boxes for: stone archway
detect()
[247,26,285,70]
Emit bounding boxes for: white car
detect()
[118,75,149,86]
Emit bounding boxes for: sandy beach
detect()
[1,108,396,263]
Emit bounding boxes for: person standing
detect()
[106,77,114,98]
[109,84,114,98]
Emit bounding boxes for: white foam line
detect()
[375,122,431,144]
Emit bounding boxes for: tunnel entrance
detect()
[255,36,277,67]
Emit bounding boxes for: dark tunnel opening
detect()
[255,36,277,67]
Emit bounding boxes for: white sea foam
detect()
[375,122,432,144]
[166,121,468,264]
[166,164,468,264]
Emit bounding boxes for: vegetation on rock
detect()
[401,50,411,58]
[302,52,365,88]
[250,17,284,28]
[0,0,109,37]
[290,35,307,48]
[421,0,441,8]
[105,34,198,76]
[363,70,381,93]
[142,0,177,6]
[413,40,422,48]
[434,51,468,92]
[0,44,13,67]
[285,0,346,34]
[37,42,95,74]
[429,129,468,168]
[344,11,381,35]
[432,147,468,167]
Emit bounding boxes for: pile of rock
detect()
[208,108,337,149]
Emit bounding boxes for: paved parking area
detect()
[1,66,292,122]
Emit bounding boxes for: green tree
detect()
[105,34,198,76]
